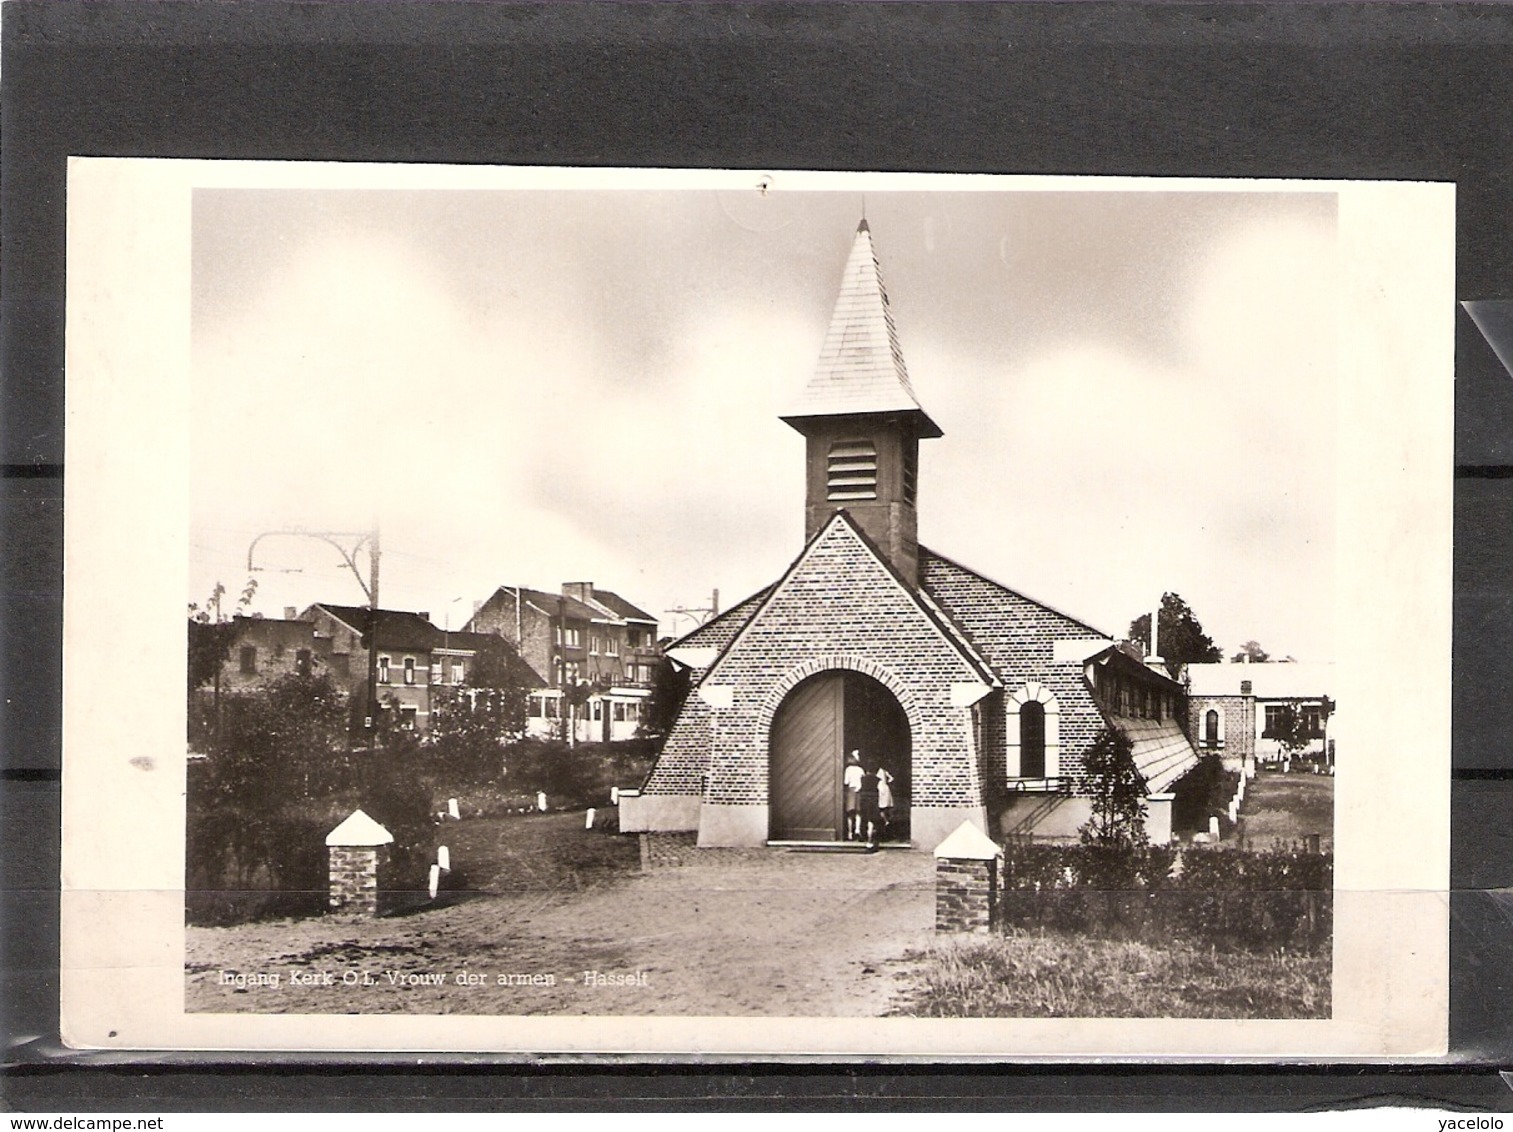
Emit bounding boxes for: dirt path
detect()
[187,843,935,1016]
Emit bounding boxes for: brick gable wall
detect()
[919,552,1109,786]
[698,518,989,809]
[643,693,713,795]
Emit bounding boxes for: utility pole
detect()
[246,524,381,751]
[667,588,720,632]
[365,523,381,755]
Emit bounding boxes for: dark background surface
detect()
[3,0,1511,1110]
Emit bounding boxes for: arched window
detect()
[1020,700,1046,778]
[1204,708,1219,748]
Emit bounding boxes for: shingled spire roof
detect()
[781,219,943,438]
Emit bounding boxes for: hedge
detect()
[998,839,1332,954]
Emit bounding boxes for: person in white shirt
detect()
[875,765,896,840]
[843,750,865,840]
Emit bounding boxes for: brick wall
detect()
[699,518,987,809]
[468,592,555,687]
[935,856,997,933]
[1189,694,1255,764]
[327,844,388,915]
[643,693,712,795]
[919,552,1108,785]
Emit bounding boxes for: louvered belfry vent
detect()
[781,220,944,588]
[827,440,879,501]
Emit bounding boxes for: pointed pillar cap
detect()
[933,819,1002,860]
[326,809,394,847]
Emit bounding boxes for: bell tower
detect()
[781,220,942,588]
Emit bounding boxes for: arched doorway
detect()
[768,669,911,843]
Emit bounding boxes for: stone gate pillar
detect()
[325,809,394,916]
[933,820,1003,934]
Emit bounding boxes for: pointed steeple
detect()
[782,220,942,589]
[781,220,943,438]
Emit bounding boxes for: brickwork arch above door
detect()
[755,654,922,742]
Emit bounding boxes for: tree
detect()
[1270,701,1333,763]
[559,679,595,747]
[186,577,258,752]
[187,668,348,896]
[1231,639,1270,664]
[638,657,690,741]
[1079,727,1149,849]
[426,637,533,780]
[1128,593,1222,678]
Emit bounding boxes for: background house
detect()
[1185,661,1336,769]
[301,603,481,733]
[216,614,320,693]
[466,581,662,742]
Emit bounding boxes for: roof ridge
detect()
[919,546,1112,640]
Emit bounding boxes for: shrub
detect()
[498,737,658,811]
[997,839,1330,954]
[1080,728,1148,849]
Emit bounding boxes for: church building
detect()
[620,220,1201,850]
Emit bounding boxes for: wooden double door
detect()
[768,669,910,842]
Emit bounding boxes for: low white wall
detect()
[995,795,1094,841]
[618,792,699,833]
[696,803,769,847]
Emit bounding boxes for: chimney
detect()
[1145,604,1166,674]
[418,611,430,623]
[562,582,594,605]
[284,606,297,620]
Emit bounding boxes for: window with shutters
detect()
[827,440,877,501]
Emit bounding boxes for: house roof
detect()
[587,587,658,624]
[1105,715,1202,795]
[915,550,1112,690]
[433,629,501,653]
[1186,661,1334,699]
[473,586,601,625]
[442,632,547,687]
[476,585,640,627]
[780,220,943,439]
[664,539,1125,697]
[307,604,443,650]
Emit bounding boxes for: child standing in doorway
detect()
[843,750,865,840]
[875,765,896,842]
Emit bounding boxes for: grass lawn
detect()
[1237,770,1333,851]
[437,809,641,895]
[894,930,1330,1019]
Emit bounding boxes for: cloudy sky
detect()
[190,182,1338,659]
